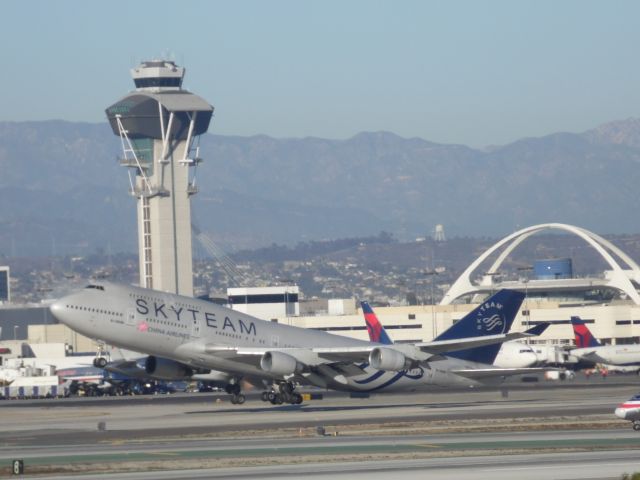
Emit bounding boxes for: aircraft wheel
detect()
[274,393,283,405]
[633,422,640,431]
[261,391,269,402]
[279,382,294,395]
[235,394,246,405]
[292,393,303,404]
[230,395,238,405]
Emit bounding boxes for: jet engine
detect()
[369,347,411,371]
[260,351,303,376]
[144,356,193,380]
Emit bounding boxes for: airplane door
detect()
[271,335,280,347]
[191,316,201,338]
[125,309,136,326]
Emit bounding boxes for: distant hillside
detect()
[1,118,640,256]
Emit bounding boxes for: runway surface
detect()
[1,379,640,478]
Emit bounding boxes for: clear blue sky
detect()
[2,0,639,147]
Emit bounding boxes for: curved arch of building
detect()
[440,223,640,305]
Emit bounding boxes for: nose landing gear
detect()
[92,344,108,368]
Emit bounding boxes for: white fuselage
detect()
[494,341,538,368]
[51,283,501,393]
[573,345,640,366]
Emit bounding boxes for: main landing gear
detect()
[260,382,303,405]
[633,420,640,431]
[224,382,245,405]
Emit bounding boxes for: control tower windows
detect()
[134,77,182,89]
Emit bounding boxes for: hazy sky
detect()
[3,0,639,147]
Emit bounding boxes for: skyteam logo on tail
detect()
[476,301,506,334]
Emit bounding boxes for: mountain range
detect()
[1,118,640,256]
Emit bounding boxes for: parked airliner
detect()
[571,316,640,368]
[50,283,546,405]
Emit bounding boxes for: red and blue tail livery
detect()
[570,316,601,348]
[361,301,393,345]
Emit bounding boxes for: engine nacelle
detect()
[260,351,302,376]
[369,347,411,371]
[144,356,193,380]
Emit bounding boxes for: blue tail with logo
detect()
[435,289,526,364]
[362,290,526,365]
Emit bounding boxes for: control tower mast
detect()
[106,60,213,296]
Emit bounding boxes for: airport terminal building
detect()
[276,224,640,347]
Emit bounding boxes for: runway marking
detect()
[487,461,640,472]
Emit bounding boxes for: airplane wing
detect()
[204,345,374,364]
[575,350,608,364]
[193,323,552,382]
[200,331,547,372]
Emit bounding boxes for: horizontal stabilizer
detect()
[451,367,555,379]
[417,330,539,356]
[523,322,550,336]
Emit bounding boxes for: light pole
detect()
[517,266,533,342]
[13,325,18,341]
[424,270,439,338]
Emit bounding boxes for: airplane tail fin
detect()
[435,289,526,365]
[361,301,393,345]
[571,316,601,348]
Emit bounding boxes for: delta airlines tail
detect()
[571,316,602,348]
[360,301,393,345]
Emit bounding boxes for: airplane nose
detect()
[50,297,73,326]
[49,299,65,318]
[615,407,627,420]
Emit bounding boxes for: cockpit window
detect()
[85,284,105,291]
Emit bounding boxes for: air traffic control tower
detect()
[106,60,213,296]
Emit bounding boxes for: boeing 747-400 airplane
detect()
[50,283,546,405]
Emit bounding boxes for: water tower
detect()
[105,60,213,296]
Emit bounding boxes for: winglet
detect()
[361,301,393,345]
[570,316,601,348]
